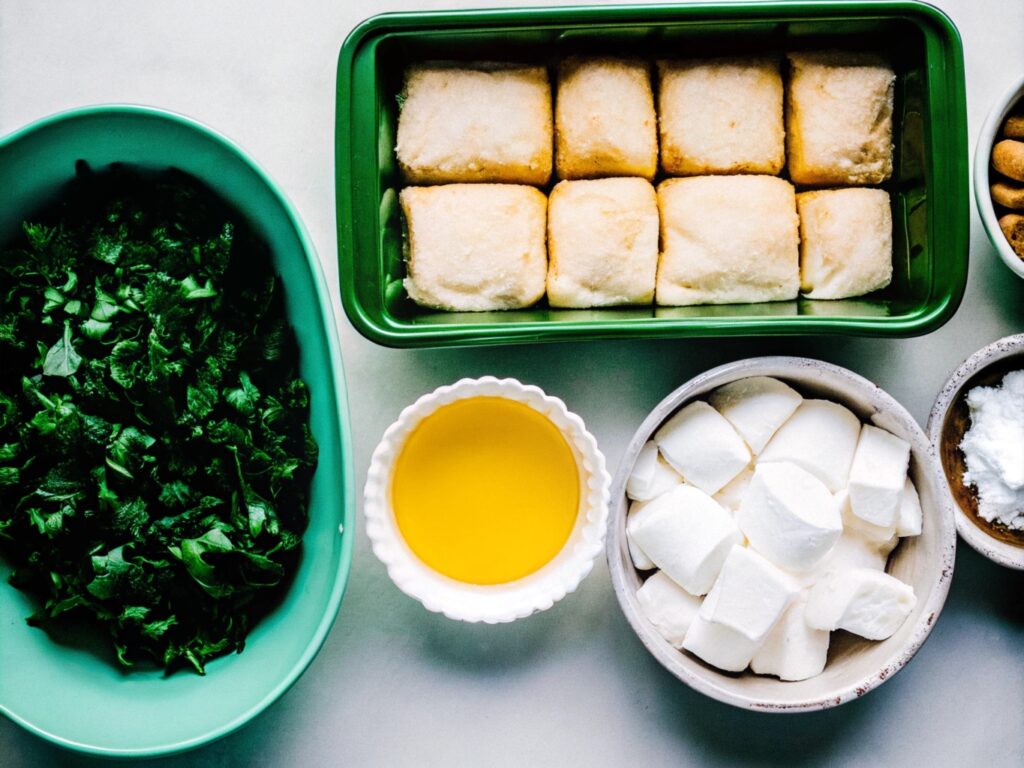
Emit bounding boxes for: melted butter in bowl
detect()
[392,397,580,585]
[365,377,611,623]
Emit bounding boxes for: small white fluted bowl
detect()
[364,377,611,623]
[974,72,1024,279]
[607,357,956,712]
[927,334,1024,569]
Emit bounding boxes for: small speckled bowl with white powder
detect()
[928,334,1024,569]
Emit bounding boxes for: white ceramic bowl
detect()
[607,357,956,712]
[927,334,1024,569]
[974,72,1024,279]
[364,376,610,623]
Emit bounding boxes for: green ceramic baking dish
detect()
[336,1,968,348]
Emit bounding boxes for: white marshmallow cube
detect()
[897,477,923,537]
[848,425,911,529]
[626,484,742,595]
[626,441,684,501]
[805,568,916,640]
[699,546,799,642]
[626,499,656,570]
[758,399,861,492]
[736,462,843,572]
[815,530,894,577]
[682,612,761,673]
[713,466,754,513]
[750,596,830,681]
[837,488,896,544]
[708,376,803,454]
[636,571,703,647]
[655,401,751,495]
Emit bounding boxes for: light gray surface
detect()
[1,0,1022,765]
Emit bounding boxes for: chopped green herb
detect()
[0,163,318,675]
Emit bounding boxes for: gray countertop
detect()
[1,0,1022,765]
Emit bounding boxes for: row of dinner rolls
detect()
[400,176,893,311]
[395,53,895,187]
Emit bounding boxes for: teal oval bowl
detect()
[0,105,354,758]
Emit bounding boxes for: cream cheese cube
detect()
[655,401,751,495]
[699,546,799,642]
[626,441,684,501]
[736,462,843,572]
[713,466,754,514]
[636,571,703,647]
[897,477,923,537]
[848,425,911,528]
[682,613,762,673]
[805,568,916,640]
[626,484,742,595]
[626,499,656,571]
[758,399,861,492]
[750,595,830,681]
[708,376,803,454]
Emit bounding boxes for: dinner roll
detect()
[656,176,800,306]
[786,52,895,185]
[547,178,659,307]
[797,188,893,299]
[657,58,785,176]
[396,64,552,185]
[400,184,548,311]
[555,57,658,180]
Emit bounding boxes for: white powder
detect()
[960,370,1024,529]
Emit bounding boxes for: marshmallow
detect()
[655,401,751,495]
[805,568,916,640]
[682,612,761,673]
[736,462,843,572]
[848,425,911,528]
[837,488,896,545]
[758,399,861,492]
[708,376,803,454]
[626,441,684,501]
[713,466,754,513]
[699,545,799,642]
[750,595,830,681]
[626,484,742,595]
[626,500,656,570]
[897,477,923,537]
[636,571,703,647]
[815,530,893,576]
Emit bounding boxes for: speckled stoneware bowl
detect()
[927,335,1024,569]
[974,72,1024,279]
[607,357,956,712]
[365,377,610,623]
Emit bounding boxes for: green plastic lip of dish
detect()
[0,104,355,759]
[335,0,969,349]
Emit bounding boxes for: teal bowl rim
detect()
[0,104,356,759]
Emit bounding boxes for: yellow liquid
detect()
[391,397,580,585]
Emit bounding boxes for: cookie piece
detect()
[547,178,659,307]
[555,57,657,180]
[396,64,552,185]
[786,52,895,186]
[400,184,548,311]
[1004,114,1024,140]
[1000,214,1024,259]
[992,181,1024,210]
[798,188,893,300]
[657,58,785,176]
[656,175,799,306]
[992,140,1024,183]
